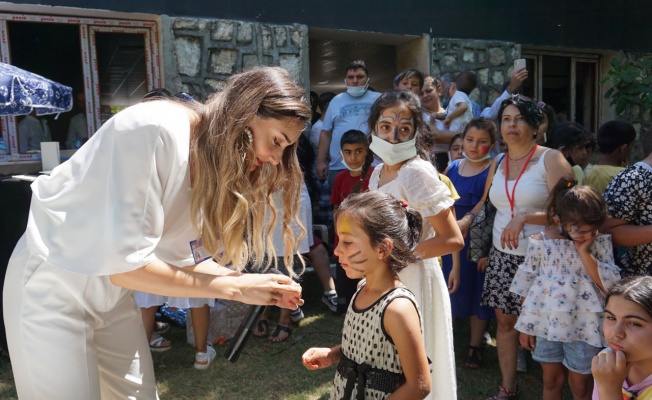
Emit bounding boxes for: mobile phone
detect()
[514,58,526,71]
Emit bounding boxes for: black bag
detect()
[466,154,505,262]
[467,197,497,262]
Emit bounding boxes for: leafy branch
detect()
[603,54,652,116]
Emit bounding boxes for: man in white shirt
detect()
[316,60,380,188]
[18,110,51,153]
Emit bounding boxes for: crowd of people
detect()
[300,60,652,400]
[3,60,652,400]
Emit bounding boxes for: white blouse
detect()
[25,101,197,275]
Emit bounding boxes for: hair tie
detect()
[399,199,408,208]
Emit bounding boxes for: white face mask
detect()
[345,78,369,97]
[339,151,364,172]
[462,150,491,162]
[368,135,417,166]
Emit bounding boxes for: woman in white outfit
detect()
[3,67,309,400]
[367,90,464,400]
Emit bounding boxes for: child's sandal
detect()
[486,385,519,400]
[464,345,483,369]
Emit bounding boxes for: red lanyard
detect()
[504,144,537,218]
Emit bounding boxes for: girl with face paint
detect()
[442,118,497,370]
[366,89,464,400]
[302,192,431,399]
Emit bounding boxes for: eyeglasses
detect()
[564,224,597,236]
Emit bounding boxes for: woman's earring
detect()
[241,127,252,162]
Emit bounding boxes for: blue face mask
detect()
[345,78,369,97]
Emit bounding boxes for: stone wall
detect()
[431,38,520,108]
[161,16,309,99]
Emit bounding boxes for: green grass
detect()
[0,271,576,399]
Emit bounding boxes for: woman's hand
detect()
[233,273,304,309]
[592,350,629,399]
[477,257,488,272]
[457,215,472,237]
[519,332,536,351]
[501,214,527,250]
[302,346,340,370]
[447,267,460,294]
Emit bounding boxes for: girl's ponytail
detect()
[404,206,423,251]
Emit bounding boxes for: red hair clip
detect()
[399,199,408,208]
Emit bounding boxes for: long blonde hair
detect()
[190,67,311,274]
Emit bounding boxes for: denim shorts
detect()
[532,337,601,375]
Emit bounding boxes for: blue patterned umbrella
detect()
[0,62,72,116]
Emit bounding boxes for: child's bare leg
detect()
[140,306,158,341]
[190,305,210,352]
[541,362,566,400]
[308,243,335,292]
[568,370,593,400]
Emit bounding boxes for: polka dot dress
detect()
[330,285,421,400]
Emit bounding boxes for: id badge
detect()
[190,238,211,264]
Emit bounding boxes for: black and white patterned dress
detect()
[331,284,422,400]
[604,161,652,277]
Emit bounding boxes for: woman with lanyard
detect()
[457,95,572,400]
[4,67,308,399]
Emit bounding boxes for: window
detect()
[0,13,161,161]
[521,51,601,133]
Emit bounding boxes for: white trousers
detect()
[4,237,158,399]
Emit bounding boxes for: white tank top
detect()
[489,149,550,256]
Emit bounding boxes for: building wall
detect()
[161,16,309,100]
[9,0,652,53]
[431,38,520,108]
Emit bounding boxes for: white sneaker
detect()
[321,292,338,312]
[516,346,527,372]
[194,345,216,370]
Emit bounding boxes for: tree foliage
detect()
[603,54,652,116]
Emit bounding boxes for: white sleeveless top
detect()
[489,149,550,256]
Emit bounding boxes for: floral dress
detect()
[603,161,652,277]
[509,233,620,347]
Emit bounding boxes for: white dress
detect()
[369,157,457,400]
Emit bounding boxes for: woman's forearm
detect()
[110,259,241,299]
[608,224,652,247]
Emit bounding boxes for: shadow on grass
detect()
[0,271,575,399]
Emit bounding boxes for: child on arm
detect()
[302,191,431,400]
[510,178,621,399]
[394,68,425,96]
[442,71,476,133]
[330,129,375,312]
[591,276,652,399]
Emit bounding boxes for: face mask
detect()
[345,78,369,97]
[339,151,364,172]
[462,150,491,163]
[368,135,417,166]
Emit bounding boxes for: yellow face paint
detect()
[337,215,352,236]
